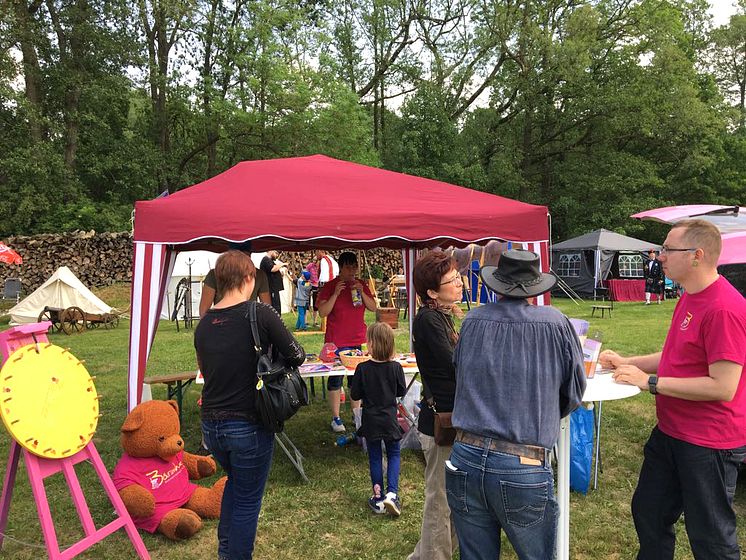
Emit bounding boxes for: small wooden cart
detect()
[37,306,121,335]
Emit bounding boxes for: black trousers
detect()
[270,290,282,315]
[632,426,746,560]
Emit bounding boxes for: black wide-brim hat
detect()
[480,249,557,298]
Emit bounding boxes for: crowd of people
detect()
[192,218,746,560]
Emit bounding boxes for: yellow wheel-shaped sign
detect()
[0,343,99,459]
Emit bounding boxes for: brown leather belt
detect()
[455,430,548,464]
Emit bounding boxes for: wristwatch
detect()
[648,375,658,395]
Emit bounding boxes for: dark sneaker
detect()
[382,492,401,516]
[368,496,385,514]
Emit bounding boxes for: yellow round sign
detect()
[0,343,99,459]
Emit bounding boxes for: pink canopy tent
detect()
[129,155,550,410]
[720,232,746,266]
[631,204,746,266]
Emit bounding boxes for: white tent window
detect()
[557,253,581,277]
[619,254,643,278]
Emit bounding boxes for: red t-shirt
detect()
[657,276,746,449]
[318,277,373,347]
[113,451,197,532]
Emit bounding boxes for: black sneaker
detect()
[368,496,385,514]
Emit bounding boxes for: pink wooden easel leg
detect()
[85,444,150,559]
[0,440,22,550]
[24,450,63,559]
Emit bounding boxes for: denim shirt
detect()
[452,298,586,450]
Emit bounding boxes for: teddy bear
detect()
[112,399,226,540]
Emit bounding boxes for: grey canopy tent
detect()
[551,229,660,297]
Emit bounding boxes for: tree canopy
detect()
[1,0,743,241]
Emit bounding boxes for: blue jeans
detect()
[295,305,307,329]
[201,419,274,560]
[445,440,557,560]
[632,426,746,560]
[368,439,401,495]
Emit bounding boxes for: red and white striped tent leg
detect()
[526,240,551,306]
[402,248,417,351]
[128,242,175,411]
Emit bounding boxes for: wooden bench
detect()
[143,371,198,423]
[591,304,612,318]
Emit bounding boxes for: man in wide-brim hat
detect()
[446,249,587,560]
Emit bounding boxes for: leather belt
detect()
[455,430,548,464]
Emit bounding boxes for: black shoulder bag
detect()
[248,302,309,433]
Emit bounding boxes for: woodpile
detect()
[3,231,133,293]
[279,249,402,281]
[0,233,404,294]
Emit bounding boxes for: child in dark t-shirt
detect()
[350,322,406,516]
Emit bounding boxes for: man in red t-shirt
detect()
[601,219,746,560]
[317,251,377,433]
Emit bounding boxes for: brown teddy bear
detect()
[113,400,226,540]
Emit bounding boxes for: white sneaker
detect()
[382,492,401,516]
[331,417,346,433]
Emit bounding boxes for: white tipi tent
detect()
[9,266,112,325]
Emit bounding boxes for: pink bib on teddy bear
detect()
[113,450,197,532]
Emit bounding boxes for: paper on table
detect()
[583,369,641,402]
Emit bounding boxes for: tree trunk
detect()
[13,0,45,142]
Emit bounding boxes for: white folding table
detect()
[555,372,640,559]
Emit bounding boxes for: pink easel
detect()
[0,323,149,559]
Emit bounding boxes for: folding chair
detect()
[1,278,21,302]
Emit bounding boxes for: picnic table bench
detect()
[143,371,198,423]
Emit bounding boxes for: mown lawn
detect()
[0,288,744,559]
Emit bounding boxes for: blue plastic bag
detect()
[570,406,594,494]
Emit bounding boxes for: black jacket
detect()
[412,306,458,437]
[195,302,304,420]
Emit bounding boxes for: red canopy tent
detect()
[128,155,550,409]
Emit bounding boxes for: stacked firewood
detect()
[0,232,404,294]
[3,231,133,293]
[279,248,403,281]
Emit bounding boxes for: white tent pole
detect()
[594,249,601,292]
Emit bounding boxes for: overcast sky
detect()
[709,0,739,26]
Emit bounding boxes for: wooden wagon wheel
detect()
[103,313,120,329]
[60,306,87,335]
[37,307,61,333]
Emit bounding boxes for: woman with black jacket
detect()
[407,251,463,560]
[195,250,304,560]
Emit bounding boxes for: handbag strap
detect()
[246,301,262,353]
[419,375,438,413]
[246,302,274,379]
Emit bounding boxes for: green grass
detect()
[0,290,744,559]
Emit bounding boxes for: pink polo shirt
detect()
[656,276,746,449]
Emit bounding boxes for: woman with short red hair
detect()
[408,250,463,560]
[195,250,304,560]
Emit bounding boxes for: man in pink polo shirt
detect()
[601,219,746,560]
